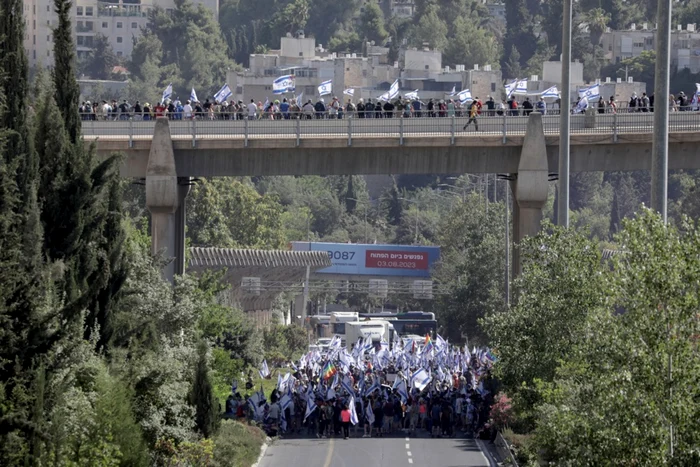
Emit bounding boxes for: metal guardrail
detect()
[495,432,520,467]
[79,112,700,148]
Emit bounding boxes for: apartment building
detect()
[24,0,219,69]
[600,23,700,73]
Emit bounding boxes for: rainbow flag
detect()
[322,361,337,381]
[424,334,434,353]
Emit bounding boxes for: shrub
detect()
[212,421,266,467]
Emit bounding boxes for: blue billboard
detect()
[291,242,440,277]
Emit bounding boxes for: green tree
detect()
[444,17,499,69]
[187,178,286,249]
[534,210,700,465]
[81,34,119,80]
[502,0,537,72]
[358,2,388,45]
[503,45,522,80]
[190,341,221,438]
[435,193,506,345]
[410,4,448,52]
[483,222,608,411]
[53,0,82,144]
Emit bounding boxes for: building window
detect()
[491,83,496,92]
[633,42,644,48]
[86,21,93,31]
[33,50,36,59]
[33,20,36,30]
[116,22,122,28]
[47,50,50,57]
[46,5,49,11]
[425,64,429,69]
[117,51,123,56]
[131,22,137,28]
[117,36,122,43]
[102,22,108,28]
[85,6,93,16]
[76,6,83,15]
[33,35,36,45]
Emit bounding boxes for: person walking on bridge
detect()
[341,404,352,439]
[462,100,479,131]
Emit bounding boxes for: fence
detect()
[80,112,700,148]
[494,431,520,467]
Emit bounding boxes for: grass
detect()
[213,420,267,467]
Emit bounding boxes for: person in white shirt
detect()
[247,99,258,120]
[183,100,193,119]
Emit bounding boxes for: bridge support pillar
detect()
[512,112,549,278]
[146,118,187,282]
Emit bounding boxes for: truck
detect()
[344,320,395,351]
[329,311,359,345]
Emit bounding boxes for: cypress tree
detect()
[53,0,81,143]
[190,341,221,438]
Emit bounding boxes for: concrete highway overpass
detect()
[91,113,699,281]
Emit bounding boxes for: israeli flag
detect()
[296,91,304,103]
[404,90,419,100]
[579,84,600,101]
[388,79,400,100]
[348,395,359,425]
[318,80,332,96]
[304,399,317,421]
[161,83,172,103]
[259,359,270,379]
[505,80,518,98]
[541,85,560,98]
[692,84,700,111]
[273,74,296,94]
[214,83,232,103]
[515,79,528,94]
[190,87,198,103]
[365,403,375,425]
[410,368,432,391]
[343,88,355,97]
[448,85,456,96]
[457,89,472,104]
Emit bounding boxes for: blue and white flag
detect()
[214,83,232,103]
[296,91,304,103]
[190,87,198,103]
[579,84,600,101]
[161,83,172,103]
[515,79,528,94]
[259,359,270,379]
[388,79,400,100]
[448,85,456,96]
[541,85,560,98]
[505,80,518,98]
[410,368,432,391]
[692,83,700,110]
[404,90,419,100]
[365,403,375,425]
[457,89,472,104]
[273,74,295,94]
[348,395,359,425]
[343,88,355,97]
[304,398,317,421]
[318,80,332,96]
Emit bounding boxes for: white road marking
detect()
[408,459,413,464]
[405,437,410,441]
[407,451,412,457]
[405,443,410,449]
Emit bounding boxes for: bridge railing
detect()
[80,112,700,147]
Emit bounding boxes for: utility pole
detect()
[504,179,510,306]
[653,1,673,458]
[652,0,671,223]
[557,0,572,227]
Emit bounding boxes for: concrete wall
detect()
[281,36,316,58]
[402,49,442,72]
[542,61,585,85]
[464,70,502,101]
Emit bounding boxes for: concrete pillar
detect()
[513,112,549,277]
[146,118,180,282]
[174,177,191,276]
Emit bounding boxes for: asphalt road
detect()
[257,430,495,467]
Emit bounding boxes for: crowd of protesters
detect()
[222,335,499,441]
[79,90,699,123]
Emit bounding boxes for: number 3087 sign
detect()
[292,242,440,278]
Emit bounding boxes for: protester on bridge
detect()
[462,100,479,131]
[340,404,352,439]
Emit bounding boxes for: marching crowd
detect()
[223,334,498,441]
[78,90,699,123]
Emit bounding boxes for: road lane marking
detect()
[407,451,412,457]
[405,443,410,449]
[405,437,409,441]
[408,459,413,464]
[323,437,335,467]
